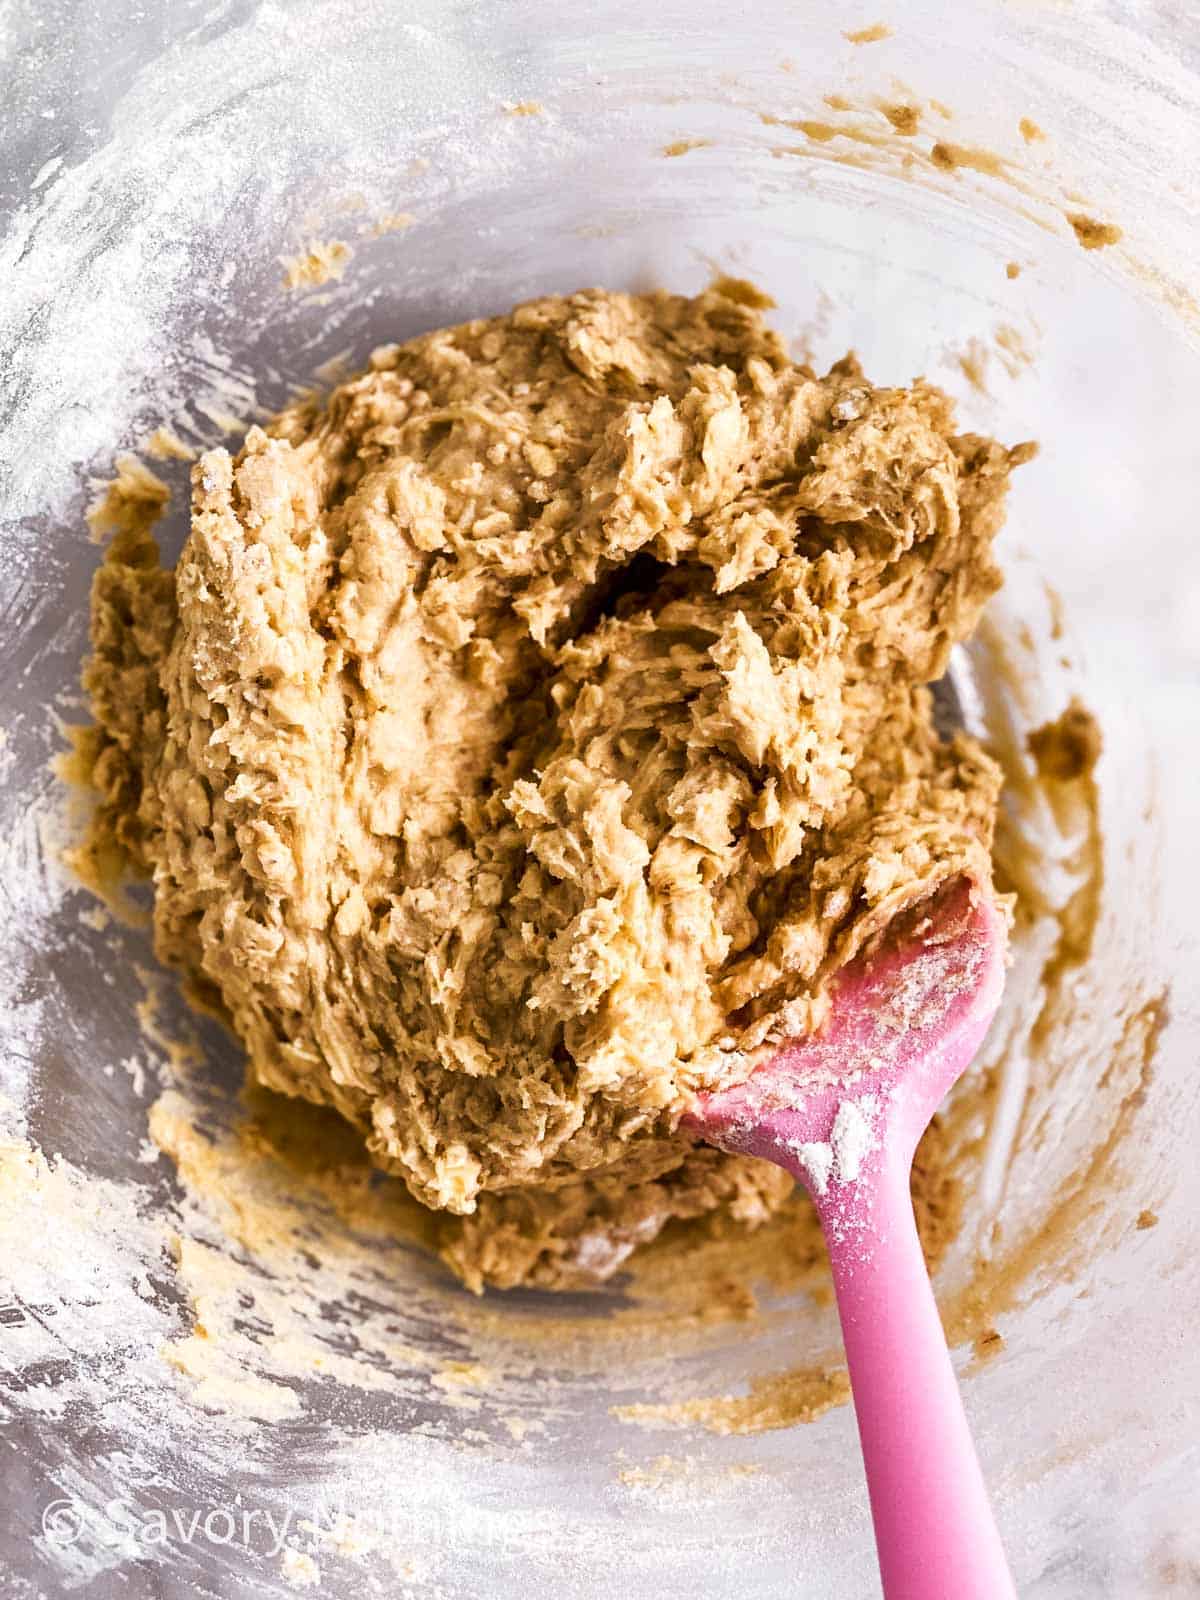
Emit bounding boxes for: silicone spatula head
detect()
[685,877,1007,1196]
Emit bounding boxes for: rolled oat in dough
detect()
[85,282,1031,1290]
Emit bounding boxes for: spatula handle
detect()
[817,1156,1016,1600]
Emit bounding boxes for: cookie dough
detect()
[85,282,1030,1290]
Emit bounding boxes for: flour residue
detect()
[614,1453,760,1495]
[791,1096,881,1197]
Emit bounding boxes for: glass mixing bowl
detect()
[2,3,1198,1595]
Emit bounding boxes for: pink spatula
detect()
[685,878,1015,1600]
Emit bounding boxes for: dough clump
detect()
[86,283,1029,1289]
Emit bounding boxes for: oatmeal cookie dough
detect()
[85,281,1030,1290]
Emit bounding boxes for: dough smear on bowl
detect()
[84,281,1032,1290]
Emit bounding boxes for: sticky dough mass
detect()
[87,282,1030,1291]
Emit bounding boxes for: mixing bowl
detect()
[2,2,1198,1595]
